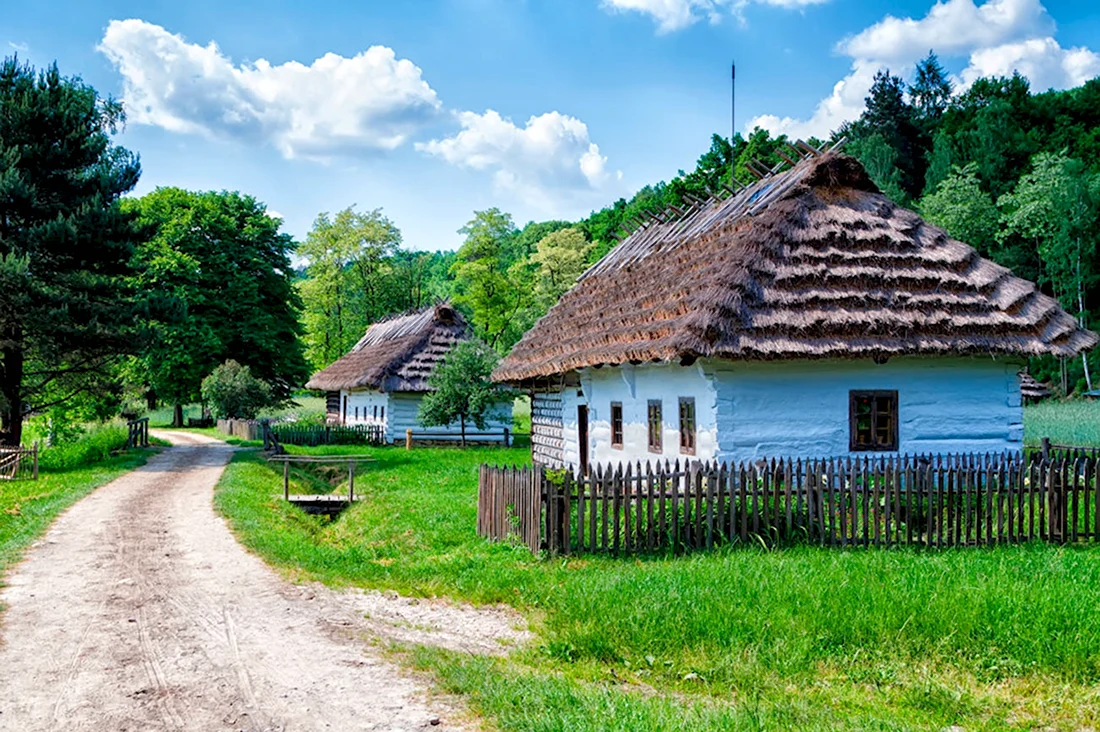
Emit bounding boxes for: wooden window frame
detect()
[610,402,623,449]
[678,397,696,456]
[849,390,899,452]
[647,400,662,454]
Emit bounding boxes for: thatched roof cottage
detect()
[494,152,1096,469]
[307,302,512,443]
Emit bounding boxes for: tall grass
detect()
[1024,400,1100,446]
[35,422,130,472]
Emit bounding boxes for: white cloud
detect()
[961,37,1100,91]
[98,19,441,160]
[749,0,1100,140]
[8,41,29,52]
[601,0,827,34]
[416,110,622,204]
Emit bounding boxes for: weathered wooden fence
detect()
[217,419,262,441]
[478,451,1100,555]
[0,445,38,481]
[477,464,543,553]
[270,422,384,447]
[127,418,149,448]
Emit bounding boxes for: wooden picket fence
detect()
[477,450,1100,555]
[268,422,384,447]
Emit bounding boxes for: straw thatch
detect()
[1019,372,1052,402]
[306,303,469,392]
[495,153,1097,384]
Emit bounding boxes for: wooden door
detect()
[577,405,589,476]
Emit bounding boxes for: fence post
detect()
[33,442,39,480]
[283,460,290,501]
[406,429,413,450]
[1041,437,1051,461]
[504,427,510,447]
[348,459,356,502]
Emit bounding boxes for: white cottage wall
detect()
[560,363,720,467]
[712,356,1023,461]
[387,393,513,444]
[553,356,1023,468]
[341,389,390,428]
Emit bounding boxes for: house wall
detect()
[341,389,390,429]
[549,356,1023,468]
[385,392,513,444]
[531,390,565,467]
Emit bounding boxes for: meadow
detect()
[212,400,1100,731]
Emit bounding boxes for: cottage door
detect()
[577,405,589,476]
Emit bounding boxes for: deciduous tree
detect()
[416,340,512,446]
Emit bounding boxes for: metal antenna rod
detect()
[731,62,736,189]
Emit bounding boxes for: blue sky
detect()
[4,0,1098,250]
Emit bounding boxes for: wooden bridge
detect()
[267,454,376,515]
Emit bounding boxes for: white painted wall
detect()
[560,362,720,468]
[710,356,1023,461]
[342,389,513,444]
[556,356,1023,468]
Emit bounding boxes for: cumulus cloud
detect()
[601,0,827,34]
[98,19,441,160]
[749,0,1100,140]
[416,110,622,204]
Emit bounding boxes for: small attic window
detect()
[610,402,623,448]
[647,400,662,453]
[849,391,898,452]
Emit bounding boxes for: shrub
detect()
[201,360,273,420]
[36,422,130,472]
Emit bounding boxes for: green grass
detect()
[1024,400,1100,446]
[1,448,156,577]
[214,442,1100,730]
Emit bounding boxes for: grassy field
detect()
[1024,399,1100,446]
[214,441,1100,730]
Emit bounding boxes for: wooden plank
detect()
[706,465,715,550]
[612,464,622,555]
[578,468,587,551]
[784,460,793,541]
[647,463,656,551]
[671,462,681,553]
[739,463,748,543]
[658,462,668,551]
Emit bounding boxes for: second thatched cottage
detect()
[307,302,513,444]
[493,152,1096,471]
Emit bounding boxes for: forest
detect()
[3,52,1100,444]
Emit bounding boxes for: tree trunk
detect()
[146,389,158,410]
[173,403,184,427]
[460,415,467,448]
[1078,273,1093,391]
[0,339,24,446]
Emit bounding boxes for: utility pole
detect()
[731,62,736,187]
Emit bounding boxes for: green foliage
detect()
[920,163,999,256]
[200,360,273,420]
[417,341,512,441]
[298,206,403,369]
[0,57,143,445]
[450,209,532,351]
[530,228,593,308]
[35,422,130,472]
[125,188,308,416]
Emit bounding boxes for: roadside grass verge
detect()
[1024,399,1100,446]
[1,448,156,577]
[215,443,1100,730]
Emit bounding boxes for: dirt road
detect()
[0,432,523,731]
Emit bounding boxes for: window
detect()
[380,406,385,420]
[647,400,662,453]
[355,406,359,420]
[610,402,623,449]
[373,405,378,419]
[679,397,696,455]
[849,390,898,451]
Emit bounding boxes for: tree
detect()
[126,188,309,425]
[417,340,512,446]
[999,152,1100,390]
[298,206,403,369]
[0,58,143,445]
[920,163,999,256]
[910,52,953,124]
[531,227,593,307]
[844,69,927,200]
[450,209,531,352]
[200,360,272,420]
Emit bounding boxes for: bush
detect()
[201,360,273,420]
[36,422,130,472]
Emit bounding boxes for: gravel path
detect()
[0,432,526,731]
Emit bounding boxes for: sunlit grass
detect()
[1024,400,1100,446]
[214,442,1100,730]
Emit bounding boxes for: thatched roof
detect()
[495,152,1097,384]
[1020,373,1052,401]
[306,303,468,392]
